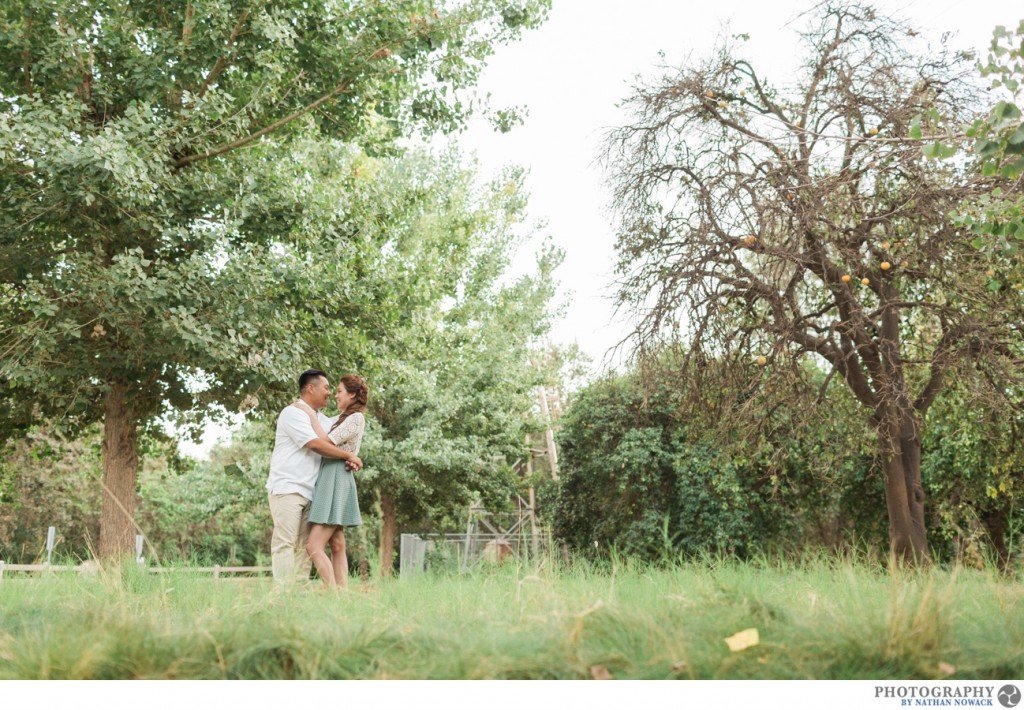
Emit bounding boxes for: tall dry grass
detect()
[0,554,1021,679]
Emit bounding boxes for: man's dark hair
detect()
[298,369,329,395]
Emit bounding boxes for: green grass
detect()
[0,556,1022,679]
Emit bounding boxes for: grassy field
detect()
[1,556,1022,680]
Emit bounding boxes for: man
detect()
[266,369,363,583]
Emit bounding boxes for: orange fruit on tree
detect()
[841,274,852,283]
[986,269,995,277]
[861,277,870,286]
[756,356,767,366]
[880,261,891,271]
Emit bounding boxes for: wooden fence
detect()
[0,561,273,581]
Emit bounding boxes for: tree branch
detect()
[174,78,354,168]
[196,5,255,100]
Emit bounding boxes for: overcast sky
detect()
[454,0,1017,370]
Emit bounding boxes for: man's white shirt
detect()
[266,406,333,501]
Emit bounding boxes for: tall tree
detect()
[0,0,549,558]
[606,3,1024,563]
[334,156,561,575]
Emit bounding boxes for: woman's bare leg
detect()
[306,524,338,587]
[329,529,348,589]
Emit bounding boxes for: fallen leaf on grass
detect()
[670,660,688,671]
[938,662,956,676]
[724,628,760,652]
[590,664,613,680]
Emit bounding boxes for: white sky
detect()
[455,0,1018,369]
[181,0,1017,457]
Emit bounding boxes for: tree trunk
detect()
[980,506,1010,572]
[98,380,139,560]
[379,493,396,579]
[878,410,930,565]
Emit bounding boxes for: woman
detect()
[294,374,367,589]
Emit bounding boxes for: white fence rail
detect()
[0,561,272,581]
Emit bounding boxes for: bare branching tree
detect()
[606,2,1024,564]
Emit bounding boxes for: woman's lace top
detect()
[328,412,364,454]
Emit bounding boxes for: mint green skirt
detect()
[308,459,362,527]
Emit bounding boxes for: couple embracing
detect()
[265,368,368,588]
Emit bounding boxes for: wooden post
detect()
[0,560,5,582]
[462,506,474,572]
[379,494,396,579]
[529,487,539,562]
[46,526,56,566]
[538,386,559,480]
[214,565,221,581]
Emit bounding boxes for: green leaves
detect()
[0,0,551,440]
[922,142,958,160]
[909,115,922,141]
[942,24,1024,273]
[994,100,1022,123]
[338,154,562,527]
[1008,124,1024,147]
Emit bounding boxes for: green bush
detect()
[550,362,890,560]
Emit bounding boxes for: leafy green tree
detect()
[605,2,1024,563]
[1,139,565,570]
[137,421,272,564]
[0,427,102,562]
[318,155,562,575]
[952,22,1024,312]
[551,350,882,560]
[913,21,1024,318]
[0,0,549,557]
[0,423,186,563]
[921,373,1023,569]
[187,147,562,576]
[962,20,1024,226]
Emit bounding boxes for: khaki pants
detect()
[268,492,312,583]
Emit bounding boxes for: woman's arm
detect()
[292,400,331,444]
[304,437,361,470]
[292,402,362,469]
